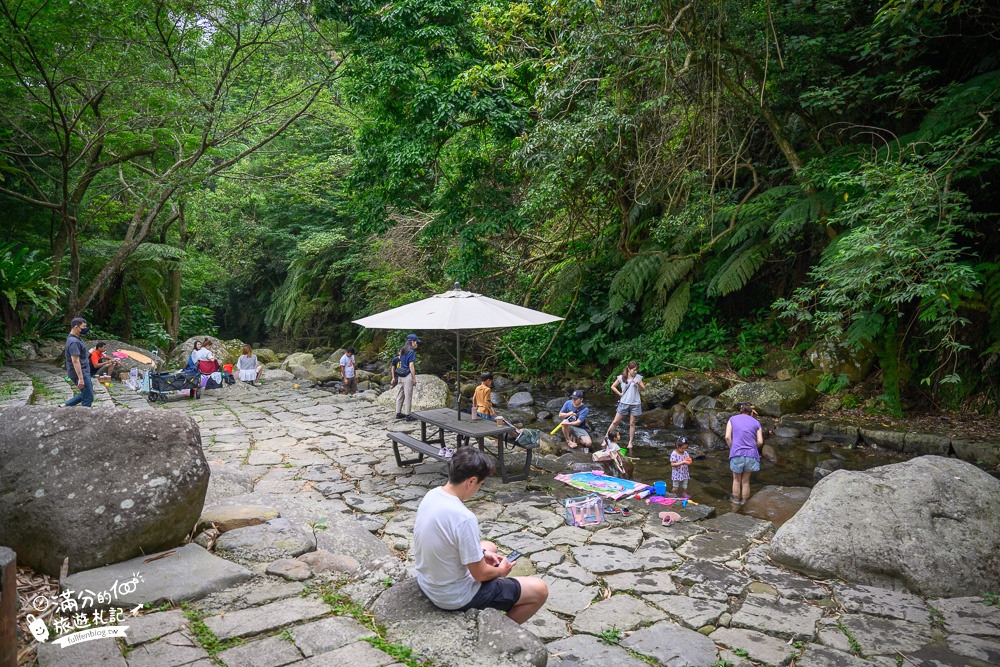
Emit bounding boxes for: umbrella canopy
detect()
[352,288,562,330]
[353,286,563,419]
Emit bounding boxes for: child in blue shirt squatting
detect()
[558,390,592,449]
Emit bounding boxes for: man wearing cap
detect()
[395,334,420,421]
[63,317,94,407]
[558,390,592,449]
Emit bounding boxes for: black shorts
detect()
[458,577,521,613]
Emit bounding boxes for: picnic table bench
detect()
[387,408,538,483]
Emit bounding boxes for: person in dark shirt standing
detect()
[394,333,420,421]
[63,317,93,407]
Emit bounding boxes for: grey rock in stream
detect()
[0,405,208,576]
[771,456,1000,597]
[718,380,818,417]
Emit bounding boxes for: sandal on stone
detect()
[621,508,631,517]
[605,507,621,515]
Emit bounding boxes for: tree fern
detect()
[717,185,801,251]
[661,280,690,334]
[652,257,695,302]
[769,189,840,245]
[609,252,666,312]
[706,241,769,297]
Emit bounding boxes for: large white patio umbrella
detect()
[353,284,563,420]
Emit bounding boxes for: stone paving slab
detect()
[546,525,591,546]
[547,634,650,667]
[700,512,773,539]
[62,544,252,608]
[571,594,665,635]
[673,559,751,595]
[731,593,823,641]
[932,596,1000,637]
[711,626,797,666]
[633,538,683,570]
[546,563,597,586]
[523,608,571,642]
[125,630,209,667]
[588,527,644,551]
[620,619,720,667]
[37,635,127,666]
[833,583,930,623]
[214,518,317,561]
[124,610,188,646]
[496,531,555,555]
[292,640,398,666]
[541,576,600,616]
[203,597,330,640]
[217,634,304,667]
[291,616,377,657]
[676,531,753,562]
[604,570,676,595]
[744,561,827,600]
[641,516,706,546]
[343,493,394,513]
[645,594,727,630]
[816,615,936,656]
[499,503,565,532]
[947,633,1000,664]
[571,545,643,574]
[794,644,876,667]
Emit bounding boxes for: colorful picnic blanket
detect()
[554,471,650,500]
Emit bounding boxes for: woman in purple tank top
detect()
[725,402,764,505]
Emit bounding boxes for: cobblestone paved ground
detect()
[8,361,999,667]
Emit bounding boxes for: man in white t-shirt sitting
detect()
[412,447,548,623]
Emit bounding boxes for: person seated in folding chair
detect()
[195,339,223,388]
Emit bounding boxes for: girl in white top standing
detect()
[606,360,645,451]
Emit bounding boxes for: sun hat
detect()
[659,511,682,526]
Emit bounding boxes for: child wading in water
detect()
[670,437,692,497]
[606,361,645,451]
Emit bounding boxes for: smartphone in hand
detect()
[507,550,522,563]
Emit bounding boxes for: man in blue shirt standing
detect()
[558,390,592,449]
[394,333,420,421]
[63,317,93,408]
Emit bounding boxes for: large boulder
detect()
[717,380,817,417]
[49,339,158,374]
[0,406,208,576]
[308,361,341,384]
[281,352,316,370]
[372,578,547,667]
[805,340,875,383]
[644,372,729,408]
[375,374,450,411]
[770,456,1000,597]
[172,336,238,367]
[254,348,279,364]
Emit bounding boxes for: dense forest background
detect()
[1,0,999,414]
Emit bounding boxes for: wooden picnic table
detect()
[411,408,535,482]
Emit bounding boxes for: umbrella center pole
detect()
[456,331,462,421]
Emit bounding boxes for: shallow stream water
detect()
[519,392,911,514]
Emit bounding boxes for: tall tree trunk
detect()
[65,222,81,319]
[166,202,187,352]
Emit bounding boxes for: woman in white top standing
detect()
[606,360,645,451]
